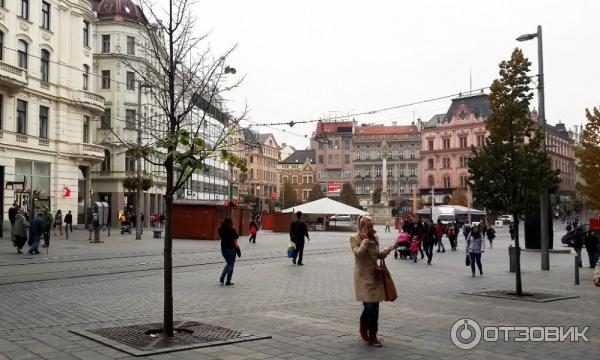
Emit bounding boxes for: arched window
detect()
[101,150,111,171]
[18,40,28,69]
[82,64,89,90]
[40,49,50,82]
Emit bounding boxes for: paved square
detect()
[0,225,598,359]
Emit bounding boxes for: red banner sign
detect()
[327,183,342,193]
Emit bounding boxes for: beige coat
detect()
[350,233,393,302]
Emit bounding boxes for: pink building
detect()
[419,94,489,203]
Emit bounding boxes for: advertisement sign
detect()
[271,191,278,199]
[327,182,342,193]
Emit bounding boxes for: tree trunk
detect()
[513,215,523,296]
[163,160,174,336]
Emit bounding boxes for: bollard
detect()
[574,255,580,285]
[107,223,111,237]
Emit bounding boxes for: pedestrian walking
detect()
[290,211,309,265]
[480,220,488,240]
[569,227,585,268]
[508,223,515,240]
[64,210,73,233]
[13,211,29,254]
[218,218,240,285]
[402,216,413,234]
[423,220,436,265]
[411,221,424,259]
[350,215,395,347]
[8,202,19,245]
[466,225,485,276]
[384,220,391,233]
[447,221,458,250]
[584,229,598,269]
[42,209,53,248]
[54,210,63,236]
[486,226,496,249]
[248,220,258,243]
[410,235,420,263]
[28,213,44,255]
[435,219,445,252]
[462,223,471,241]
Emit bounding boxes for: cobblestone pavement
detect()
[0,224,598,360]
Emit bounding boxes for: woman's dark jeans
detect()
[469,252,482,274]
[221,248,237,283]
[360,302,379,328]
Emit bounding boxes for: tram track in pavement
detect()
[0,245,349,286]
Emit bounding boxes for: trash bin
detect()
[509,246,517,273]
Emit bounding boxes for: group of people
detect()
[8,202,73,255]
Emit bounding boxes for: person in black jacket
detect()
[584,230,598,269]
[64,210,73,233]
[423,220,436,265]
[219,218,240,285]
[290,211,310,265]
[8,202,19,245]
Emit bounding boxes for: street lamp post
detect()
[136,81,151,240]
[517,25,550,270]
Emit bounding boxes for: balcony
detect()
[71,90,105,114]
[0,61,28,91]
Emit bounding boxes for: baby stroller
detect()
[394,231,411,259]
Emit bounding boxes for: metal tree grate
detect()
[71,321,270,356]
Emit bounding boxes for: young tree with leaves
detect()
[575,108,600,210]
[468,48,559,295]
[448,189,468,207]
[340,183,361,209]
[111,0,248,336]
[308,183,325,202]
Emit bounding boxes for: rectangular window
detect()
[40,50,49,82]
[410,150,415,159]
[20,0,29,19]
[102,35,110,53]
[399,167,404,176]
[428,158,434,169]
[82,116,90,143]
[459,136,468,148]
[127,36,135,55]
[365,151,370,160]
[387,167,393,177]
[39,105,48,138]
[101,108,111,129]
[376,167,381,176]
[82,65,89,90]
[303,189,310,200]
[292,176,297,184]
[16,160,50,197]
[477,134,485,147]
[344,140,350,150]
[83,21,90,47]
[443,176,451,188]
[344,154,350,164]
[443,158,451,168]
[328,154,332,163]
[428,139,434,151]
[126,72,135,90]
[41,2,51,30]
[16,100,27,134]
[101,70,110,89]
[18,40,28,69]
[318,155,323,164]
[443,138,450,149]
[125,109,136,129]
[410,167,416,176]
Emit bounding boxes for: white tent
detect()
[281,197,368,216]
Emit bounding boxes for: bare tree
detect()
[111,0,248,336]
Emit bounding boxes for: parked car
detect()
[497,215,514,223]
[330,215,351,221]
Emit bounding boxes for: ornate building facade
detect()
[419,93,490,204]
[277,150,316,205]
[352,124,420,206]
[1,0,105,228]
[311,120,354,197]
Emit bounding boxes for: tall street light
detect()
[517,25,550,270]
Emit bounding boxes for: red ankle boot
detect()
[369,325,382,347]
[359,321,369,343]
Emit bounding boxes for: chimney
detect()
[391,121,397,127]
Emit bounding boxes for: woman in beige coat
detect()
[350,215,395,346]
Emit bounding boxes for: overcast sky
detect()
[191,0,600,149]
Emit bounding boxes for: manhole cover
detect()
[70,321,270,356]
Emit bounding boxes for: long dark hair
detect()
[221,218,233,229]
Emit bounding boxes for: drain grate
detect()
[71,321,270,356]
